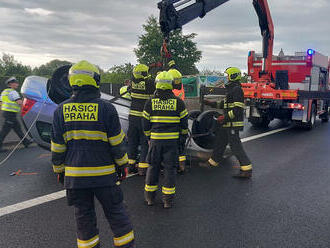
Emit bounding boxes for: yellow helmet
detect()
[168,69,182,86]
[69,60,101,88]
[155,71,174,90]
[225,67,242,82]
[133,64,149,79]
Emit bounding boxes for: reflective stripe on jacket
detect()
[51,89,128,189]
[0,89,20,112]
[142,90,188,142]
[217,82,245,130]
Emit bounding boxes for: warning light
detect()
[307,49,315,55]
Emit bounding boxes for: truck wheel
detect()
[305,104,317,130]
[320,105,329,122]
[249,117,270,128]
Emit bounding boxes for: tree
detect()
[33,59,72,78]
[102,63,134,84]
[134,16,202,75]
[0,53,32,84]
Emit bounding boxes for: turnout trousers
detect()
[145,140,178,201]
[127,116,149,170]
[0,111,30,148]
[210,127,252,172]
[67,186,134,248]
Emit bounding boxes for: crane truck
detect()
[158,0,330,131]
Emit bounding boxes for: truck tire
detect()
[305,103,316,130]
[320,104,329,122]
[249,116,270,128]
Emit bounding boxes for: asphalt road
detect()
[1,119,330,248]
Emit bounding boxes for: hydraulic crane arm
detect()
[253,0,274,78]
[158,0,229,37]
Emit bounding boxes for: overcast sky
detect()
[0,0,329,72]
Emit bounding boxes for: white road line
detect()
[0,127,291,217]
[241,127,291,143]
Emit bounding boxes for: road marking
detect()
[0,127,291,217]
[241,127,291,143]
[0,173,137,217]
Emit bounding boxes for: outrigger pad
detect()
[47,64,72,104]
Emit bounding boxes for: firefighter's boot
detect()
[162,195,174,209]
[177,161,185,174]
[233,170,252,179]
[144,191,155,206]
[138,167,147,176]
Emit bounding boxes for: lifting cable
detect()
[0,84,52,167]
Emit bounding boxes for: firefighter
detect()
[51,60,135,248]
[128,64,155,176]
[0,77,32,152]
[119,85,131,100]
[201,67,252,178]
[168,68,186,174]
[143,71,188,208]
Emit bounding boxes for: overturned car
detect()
[20,65,219,161]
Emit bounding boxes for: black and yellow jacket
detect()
[142,90,188,142]
[51,88,128,189]
[212,81,245,131]
[129,76,155,119]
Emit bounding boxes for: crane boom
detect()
[158,0,229,37]
[253,0,274,81]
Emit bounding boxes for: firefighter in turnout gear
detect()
[0,77,32,152]
[202,67,252,178]
[128,64,155,176]
[143,71,188,208]
[168,69,186,174]
[51,60,135,248]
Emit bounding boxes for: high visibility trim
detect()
[145,184,158,192]
[181,129,188,135]
[241,164,252,171]
[1,89,20,112]
[150,132,179,140]
[228,110,235,119]
[180,109,188,119]
[168,60,175,67]
[113,230,134,247]
[63,130,108,142]
[51,141,67,153]
[53,164,65,173]
[128,159,136,165]
[77,234,100,248]
[129,110,143,117]
[138,162,149,168]
[131,92,152,100]
[144,130,151,136]
[108,129,125,146]
[233,102,245,108]
[142,111,150,120]
[115,153,128,166]
[150,116,180,123]
[179,155,186,162]
[208,158,219,167]
[162,186,175,195]
[65,165,116,177]
[155,79,173,85]
[223,121,244,127]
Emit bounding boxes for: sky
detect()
[0,0,329,72]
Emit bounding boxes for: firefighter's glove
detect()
[57,172,64,185]
[116,165,128,182]
[216,115,225,125]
